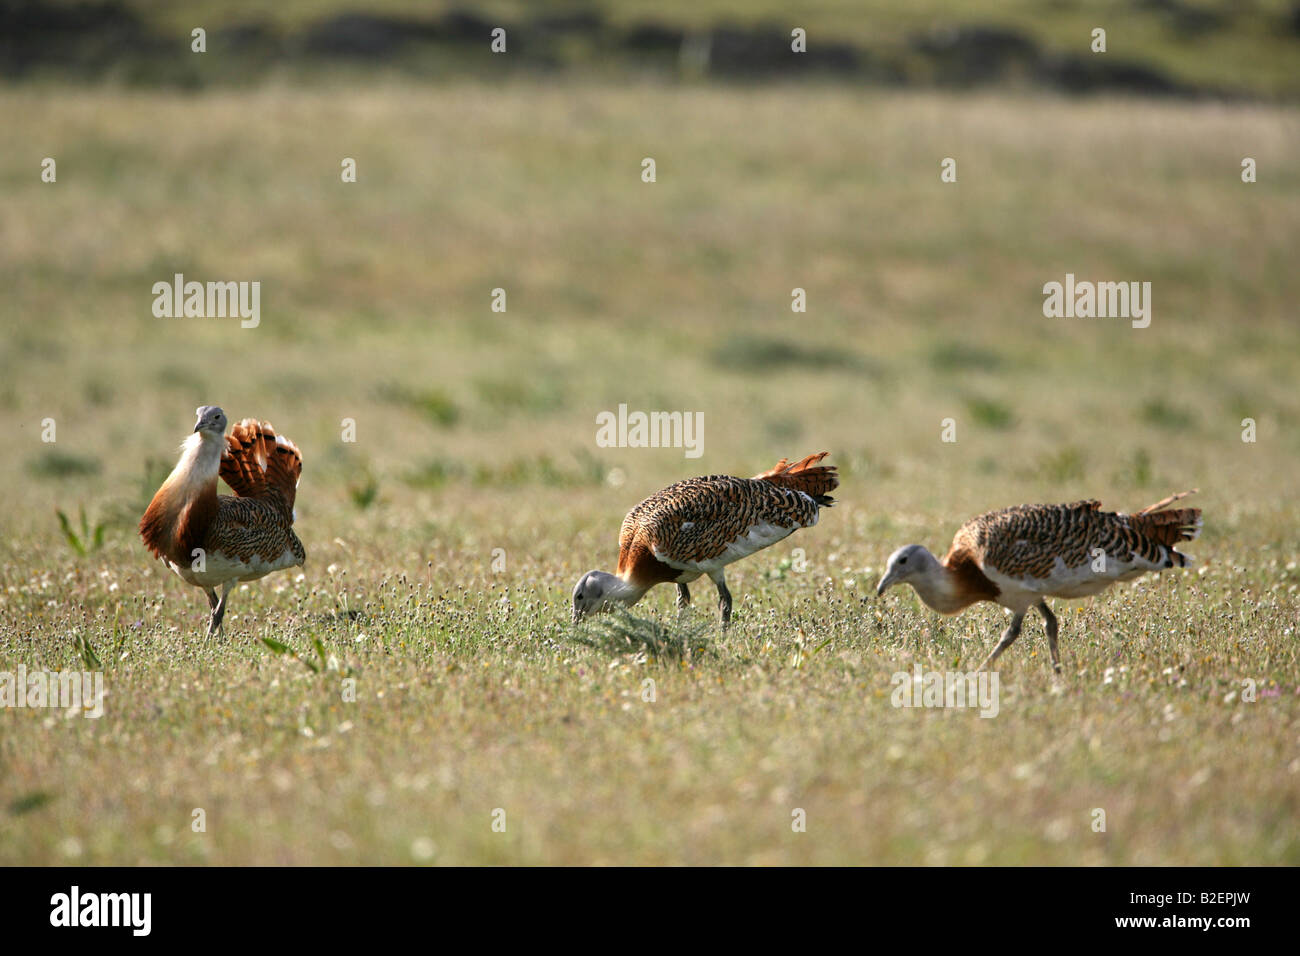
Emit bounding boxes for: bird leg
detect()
[676,583,691,611]
[204,588,220,637]
[207,581,234,638]
[1037,600,1061,673]
[977,611,1024,672]
[711,574,732,627]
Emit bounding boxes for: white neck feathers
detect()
[907,562,968,615]
[610,575,650,606]
[165,431,224,495]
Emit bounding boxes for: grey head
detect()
[571,569,623,624]
[875,544,940,596]
[193,405,228,435]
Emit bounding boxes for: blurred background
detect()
[5,0,1300,96]
[2,0,1296,560]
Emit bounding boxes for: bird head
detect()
[571,570,624,624]
[193,406,228,436]
[876,544,937,596]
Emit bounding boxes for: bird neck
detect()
[611,574,651,606]
[141,432,222,562]
[163,431,224,502]
[908,562,973,615]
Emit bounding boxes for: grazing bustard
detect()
[875,492,1201,672]
[572,452,838,625]
[140,406,306,637]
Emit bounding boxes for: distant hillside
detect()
[3,0,1298,98]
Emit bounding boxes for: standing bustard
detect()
[875,492,1201,672]
[572,452,838,625]
[140,406,306,637]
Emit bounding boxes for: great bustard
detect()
[572,452,838,625]
[875,492,1201,672]
[140,406,306,637]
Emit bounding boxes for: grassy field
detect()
[1,80,1298,864]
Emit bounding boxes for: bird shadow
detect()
[570,609,713,664]
[311,609,368,626]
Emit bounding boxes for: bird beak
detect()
[875,571,895,597]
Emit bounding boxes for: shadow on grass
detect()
[312,609,367,626]
[571,608,713,664]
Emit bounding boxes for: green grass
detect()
[0,80,1297,864]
